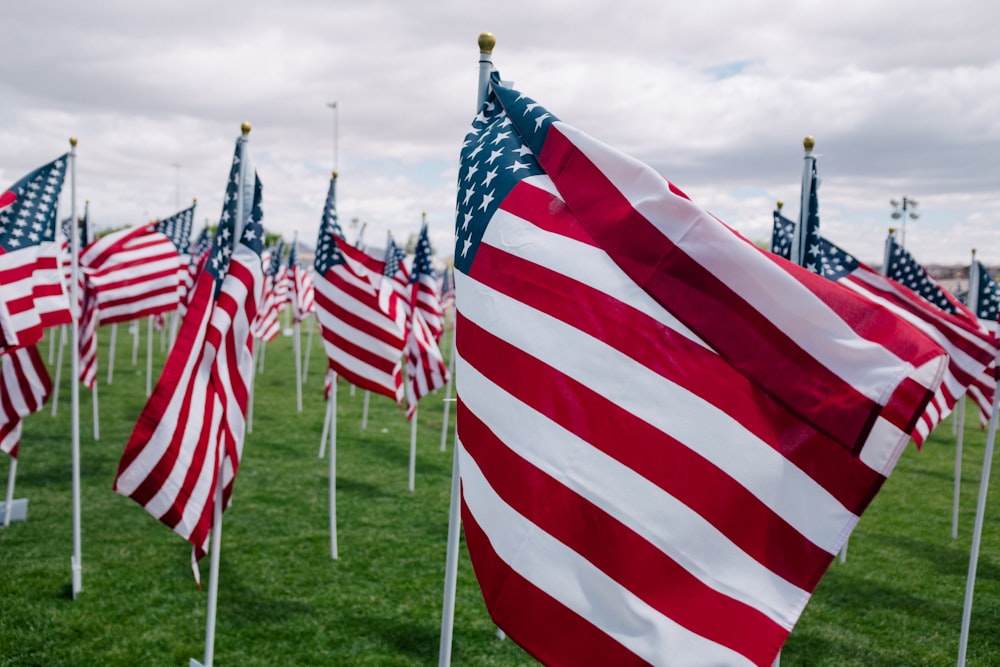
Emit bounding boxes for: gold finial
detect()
[776,200,783,210]
[803,136,815,151]
[332,170,339,180]
[478,32,496,54]
[241,122,251,135]
[193,197,198,204]
[888,227,895,234]
[69,137,78,147]
[972,248,977,255]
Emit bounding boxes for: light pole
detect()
[327,101,338,172]
[890,197,919,248]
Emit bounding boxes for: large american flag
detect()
[287,241,315,323]
[77,224,183,389]
[409,221,444,342]
[0,154,72,352]
[453,72,946,666]
[772,211,998,445]
[313,174,404,403]
[0,344,52,458]
[114,136,264,560]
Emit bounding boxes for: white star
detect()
[465,163,479,182]
[525,102,541,114]
[461,237,472,257]
[482,167,499,187]
[478,191,495,211]
[515,145,533,157]
[507,161,529,173]
[462,211,473,231]
[534,113,551,131]
[486,149,504,165]
[491,131,511,145]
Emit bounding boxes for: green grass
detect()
[1,322,999,666]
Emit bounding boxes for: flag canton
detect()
[155,204,195,254]
[816,238,859,281]
[885,237,956,314]
[771,211,794,260]
[191,226,213,257]
[207,140,260,291]
[0,154,68,251]
[384,234,406,279]
[241,175,264,258]
[287,241,298,269]
[410,223,435,283]
[314,176,345,274]
[454,72,550,275]
[267,239,285,277]
[973,261,1000,321]
[800,161,823,273]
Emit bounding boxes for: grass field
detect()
[1,319,999,666]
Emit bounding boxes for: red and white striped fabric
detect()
[114,151,263,560]
[0,344,52,458]
[251,249,281,342]
[410,221,445,342]
[377,236,412,336]
[274,264,290,314]
[453,75,946,666]
[404,308,448,420]
[314,237,404,404]
[291,264,315,323]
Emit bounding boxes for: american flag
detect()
[453,72,946,666]
[770,208,794,260]
[313,174,404,403]
[272,239,290,314]
[771,217,997,447]
[883,234,997,432]
[0,154,72,352]
[0,344,52,458]
[77,224,183,389]
[155,202,197,306]
[59,203,91,320]
[403,307,448,421]
[409,221,444,342]
[439,263,455,317]
[968,259,1000,331]
[114,136,264,560]
[287,242,315,323]
[378,232,411,335]
[179,225,213,318]
[251,242,283,342]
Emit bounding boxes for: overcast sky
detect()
[3,1,999,266]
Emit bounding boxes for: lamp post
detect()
[890,197,919,248]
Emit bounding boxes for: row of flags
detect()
[3,51,999,665]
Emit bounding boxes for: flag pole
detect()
[408,407,418,492]
[107,323,117,384]
[438,30,494,667]
[247,338,258,434]
[328,379,338,560]
[3,458,17,527]
[957,378,1000,666]
[440,321,456,452]
[953,397,966,539]
[68,136,83,599]
[361,390,370,430]
[146,316,154,396]
[790,136,815,267]
[293,232,303,413]
[131,319,139,365]
[91,380,100,441]
[303,313,314,384]
[51,324,66,416]
[319,390,332,458]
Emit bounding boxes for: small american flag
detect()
[313,174,404,403]
[251,242,283,342]
[409,221,444,342]
[0,154,72,351]
[378,233,410,335]
[287,242,315,323]
[114,135,264,561]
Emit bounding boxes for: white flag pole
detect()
[51,324,66,416]
[257,336,266,374]
[146,315,154,396]
[293,233,303,413]
[91,383,100,441]
[409,407,418,492]
[3,458,17,527]
[957,379,1000,666]
[361,390,370,430]
[953,397,967,539]
[438,31,494,667]
[302,312,314,384]
[247,338,259,434]
[48,324,58,363]
[319,391,332,459]
[68,136,83,599]
[192,454,227,667]
[328,379,338,560]
[440,321,456,452]
[106,322,117,385]
[131,320,139,365]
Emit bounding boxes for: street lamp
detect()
[890,197,919,248]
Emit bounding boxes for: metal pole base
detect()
[0,498,28,525]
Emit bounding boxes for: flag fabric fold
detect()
[0,344,52,458]
[453,72,946,667]
[114,137,264,560]
[287,242,315,323]
[410,221,445,342]
[404,221,448,419]
[0,154,72,352]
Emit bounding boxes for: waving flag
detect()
[440,263,455,317]
[0,154,72,351]
[770,208,794,260]
[968,258,1000,331]
[287,242,315,323]
[378,233,411,335]
[313,174,404,403]
[0,344,52,458]
[454,72,946,667]
[179,226,213,318]
[155,202,197,305]
[252,242,283,342]
[114,133,264,559]
[410,221,444,341]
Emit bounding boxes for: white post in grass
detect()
[106,323,117,385]
[438,31,494,667]
[409,407,418,492]
[361,390,370,430]
[953,397,966,539]
[51,324,66,416]
[247,338,258,434]
[91,383,100,441]
[131,320,139,365]
[440,322,456,452]
[328,380,338,560]
[68,136,83,599]
[48,324,58,363]
[3,458,18,527]
[257,337,266,374]
[146,316,154,396]
[302,313,314,384]
[957,382,1000,666]
[192,455,227,667]
[319,391,333,459]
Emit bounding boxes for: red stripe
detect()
[536,128,941,454]
[468,233,885,514]
[461,499,659,666]
[459,404,787,663]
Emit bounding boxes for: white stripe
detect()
[458,440,757,667]
[555,122,922,404]
[457,350,806,628]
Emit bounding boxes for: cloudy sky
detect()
[3,1,999,266]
